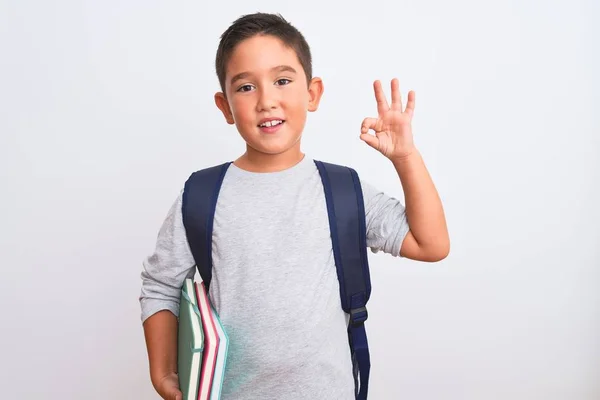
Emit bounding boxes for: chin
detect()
[246,137,299,154]
[253,144,297,155]
[244,133,302,156]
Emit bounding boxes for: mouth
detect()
[258,119,285,133]
[258,119,285,128]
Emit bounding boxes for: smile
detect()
[258,119,284,127]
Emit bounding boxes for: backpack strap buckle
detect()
[350,306,368,327]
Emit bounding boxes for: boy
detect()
[140,12,449,400]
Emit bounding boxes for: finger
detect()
[164,387,181,400]
[360,117,380,134]
[391,78,403,111]
[360,133,380,150]
[373,80,389,115]
[405,90,416,117]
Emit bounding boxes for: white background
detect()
[1,0,599,399]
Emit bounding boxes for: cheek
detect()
[286,91,309,114]
[230,97,254,122]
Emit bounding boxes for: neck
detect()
[235,144,305,173]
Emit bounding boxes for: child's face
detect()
[215,35,323,158]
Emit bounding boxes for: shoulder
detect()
[184,162,233,184]
[311,160,380,202]
[182,162,234,201]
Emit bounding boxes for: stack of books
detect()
[178,279,229,400]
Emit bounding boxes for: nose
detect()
[256,86,278,112]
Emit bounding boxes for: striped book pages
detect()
[178,278,204,400]
[195,281,220,400]
[209,301,229,400]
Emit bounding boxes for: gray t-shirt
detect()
[139,155,409,400]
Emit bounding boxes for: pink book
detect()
[194,281,220,400]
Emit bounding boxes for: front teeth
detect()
[260,120,283,127]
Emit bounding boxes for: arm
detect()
[143,311,182,400]
[139,192,196,399]
[392,151,449,261]
[360,79,449,262]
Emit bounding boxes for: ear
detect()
[214,92,235,124]
[307,77,324,112]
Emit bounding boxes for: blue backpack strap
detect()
[183,159,371,398]
[181,162,232,291]
[314,160,372,400]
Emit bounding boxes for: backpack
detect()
[181,160,372,400]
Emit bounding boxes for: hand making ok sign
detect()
[360,78,416,161]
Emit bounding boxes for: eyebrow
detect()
[229,65,298,87]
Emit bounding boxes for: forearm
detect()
[391,149,449,256]
[143,310,178,388]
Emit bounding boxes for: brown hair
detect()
[215,13,313,92]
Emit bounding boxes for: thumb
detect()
[169,386,182,400]
[360,133,380,150]
[165,388,182,400]
[159,375,183,400]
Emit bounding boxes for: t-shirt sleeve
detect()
[139,190,197,323]
[361,179,410,257]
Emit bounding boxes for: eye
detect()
[237,84,254,92]
[275,78,291,86]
